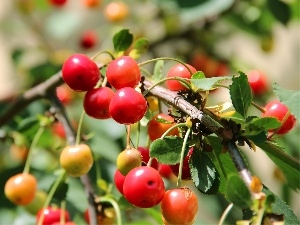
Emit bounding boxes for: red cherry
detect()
[80,30,97,49]
[83,87,114,119]
[52,222,76,225]
[170,148,193,180]
[106,56,141,89]
[56,84,74,105]
[123,166,165,208]
[62,54,100,92]
[36,207,70,225]
[147,113,179,141]
[161,187,198,225]
[158,164,173,179]
[262,100,296,135]
[109,87,147,124]
[247,70,269,96]
[137,146,158,169]
[214,62,229,77]
[114,169,126,194]
[48,0,67,7]
[166,63,196,91]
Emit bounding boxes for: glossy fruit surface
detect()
[56,84,74,105]
[62,54,100,92]
[123,166,165,208]
[158,164,173,179]
[166,63,196,91]
[262,100,296,135]
[147,113,179,141]
[170,148,193,180]
[83,87,114,119]
[104,1,129,22]
[247,70,269,96]
[80,30,97,49]
[49,0,67,7]
[106,56,141,89]
[36,207,70,225]
[109,87,147,124]
[161,187,198,225]
[114,169,126,194]
[116,148,142,175]
[60,144,93,177]
[4,173,37,205]
[137,146,158,169]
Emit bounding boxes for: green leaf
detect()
[133,38,149,55]
[263,186,299,225]
[267,0,291,25]
[273,83,300,122]
[50,179,69,202]
[229,71,252,118]
[191,76,231,91]
[149,137,184,165]
[17,117,39,132]
[256,141,300,190]
[152,60,164,82]
[113,29,133,53]
[243,117,281,136]
[206,136,238,194]
[190,149,220,195]
[226,175,252,209]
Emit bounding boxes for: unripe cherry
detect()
[116,147,142,176]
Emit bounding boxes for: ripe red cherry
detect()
[48,0,67,7]
[109,87,147,124]
[170,148,193,180]
[83,87,114,119]
[166,63,196,91]
[56,84,74,105]
[106,56,141,89]
[80,30,97,49]
[161,187,198,225]
[36,207,70,225]
[158,163,173,179]
[52,222,76,225]
[62,54,100,92]
[137,146,158,169]
[147,113,179,141]
[215,61,229,77]
[123,166,165,208]
[114,169,126,194]
[247,70,269,96]
[262,100,296,135]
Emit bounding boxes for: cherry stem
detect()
[138,57,194,76]
[75,110,85,146]
[126,125,131,148]
[37,170,67,225]
[60,200,66,225]
[217,203,234,225]
[160,123,186,139]
[147,158,154,167]
[135,122,141,148]
[91,50,115,61]
[23,126,45,174]
[251,102,266,113]
[99,196,122,225]
[143,77,192,96]
[177,127,191,187]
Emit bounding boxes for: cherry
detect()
[25,190,47,215]
[52,222,76,225]
[60,144,93,177]
[48,0,67,7]
[116,147,142,175]
[62,54,100,92]
[161,187,198,225]
[36,206,70,225]
[114,169,126,194]
[166,63,196,91]
[106,56,141,90]
[123,166,165,208]
[158,163,173,179]
[170,148,193,180]
[4,173,37,205]
[137,146,158,169]
[147,113,179,141]
[247,70,269,96]
[9,144,28,163]
[109,87,148,124]
[80,30,97,49]
[215,61,229,77]
[83,87,114,119]
[81,0,101,8]
[262,100,296,135]
[104,1,129,22]
[56,84,74,105]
